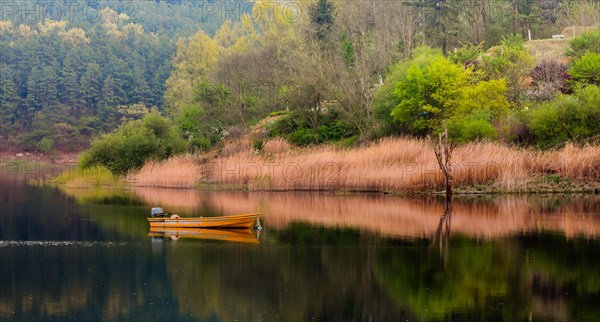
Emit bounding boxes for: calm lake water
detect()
[1,182,600,321]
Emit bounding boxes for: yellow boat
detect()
[148,228,260,244]
[147,212,260,229]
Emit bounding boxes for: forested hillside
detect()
[1,0,599,163]
[0,0,247,151]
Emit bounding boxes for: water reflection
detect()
[148,228,260,244]
[64,187,600,239]
[1,184,600,321]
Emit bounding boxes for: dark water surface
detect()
[1,183,600,321]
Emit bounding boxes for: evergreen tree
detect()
[309,0,336,42]
[80,63,102,112]
[0,78,20,131]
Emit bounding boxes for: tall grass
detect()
[131,137,600,193]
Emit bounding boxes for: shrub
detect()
[497,110,532,144]
[530,60,570,100]
[337,135,360,148]
[449,44,482,65]
[189,137,211,151]
[481,44,534,104]
[569,52,600,85]
[528,84,600,147]
[253,138,264,151]
[447,112,497,143]
[288,128,320,146]
[567,30,600,59]
[80,110,186,175]
[501,33,525,50]
[269,109,358,146]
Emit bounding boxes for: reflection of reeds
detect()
[130,187,600,239]
[132,138,600,193]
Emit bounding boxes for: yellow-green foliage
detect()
[389,49,510,138]
[52,165,124,188]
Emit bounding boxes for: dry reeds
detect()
[133,155,202,189]
[262,138,292,155]
[130,137,600,192]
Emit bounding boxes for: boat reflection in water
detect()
[148,227,260,244]
[147,209,262,243]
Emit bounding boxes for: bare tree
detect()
[434,125,455,199]
[557,0,600,29]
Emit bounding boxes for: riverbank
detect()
[127,137,600,194]
[17,137,599,194]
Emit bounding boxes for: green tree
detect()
[567,30,600,59]
[372,47,443,136]
[80,63,102,112]
[0,78,20,129]
[175,103,209,150]
[481,42,534,104]
[389,49,510,138]
[569,52,600,86]
[80,110,186,175]
[99,75,119,125]
[390,56,471,133]
[309,0,336,42]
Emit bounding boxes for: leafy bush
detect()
[481,44,534,103]
[567,30,600,59]
[497,110,532,144]
[318,119,356,141]
[569,52,600,85]
[449,44,482,65]
[447,112,497,143]
[189,137,211,151]
[501,33,525,50]
[175,103,216,151]
[269,109,358,146]
[528,85,600,147]
[36,137,57,160]
[253,138,264,151]
[288,128,321,146]
[337,135,360,148]
[80,111,186,175]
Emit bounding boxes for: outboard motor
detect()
[151,207,164,218]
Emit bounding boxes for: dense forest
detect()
[0,0,248,150]
[1,0,600,175]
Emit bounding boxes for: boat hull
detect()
[147,213,258,229]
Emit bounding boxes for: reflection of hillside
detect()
[374,234,600,321]
[132,188,600,239]
[0,245,190,321]
[163,239,410,321]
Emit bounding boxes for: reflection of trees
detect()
[163,226,413,321]
[0,245,193,321]
[374,234,600,321]
[7,185,600,320]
